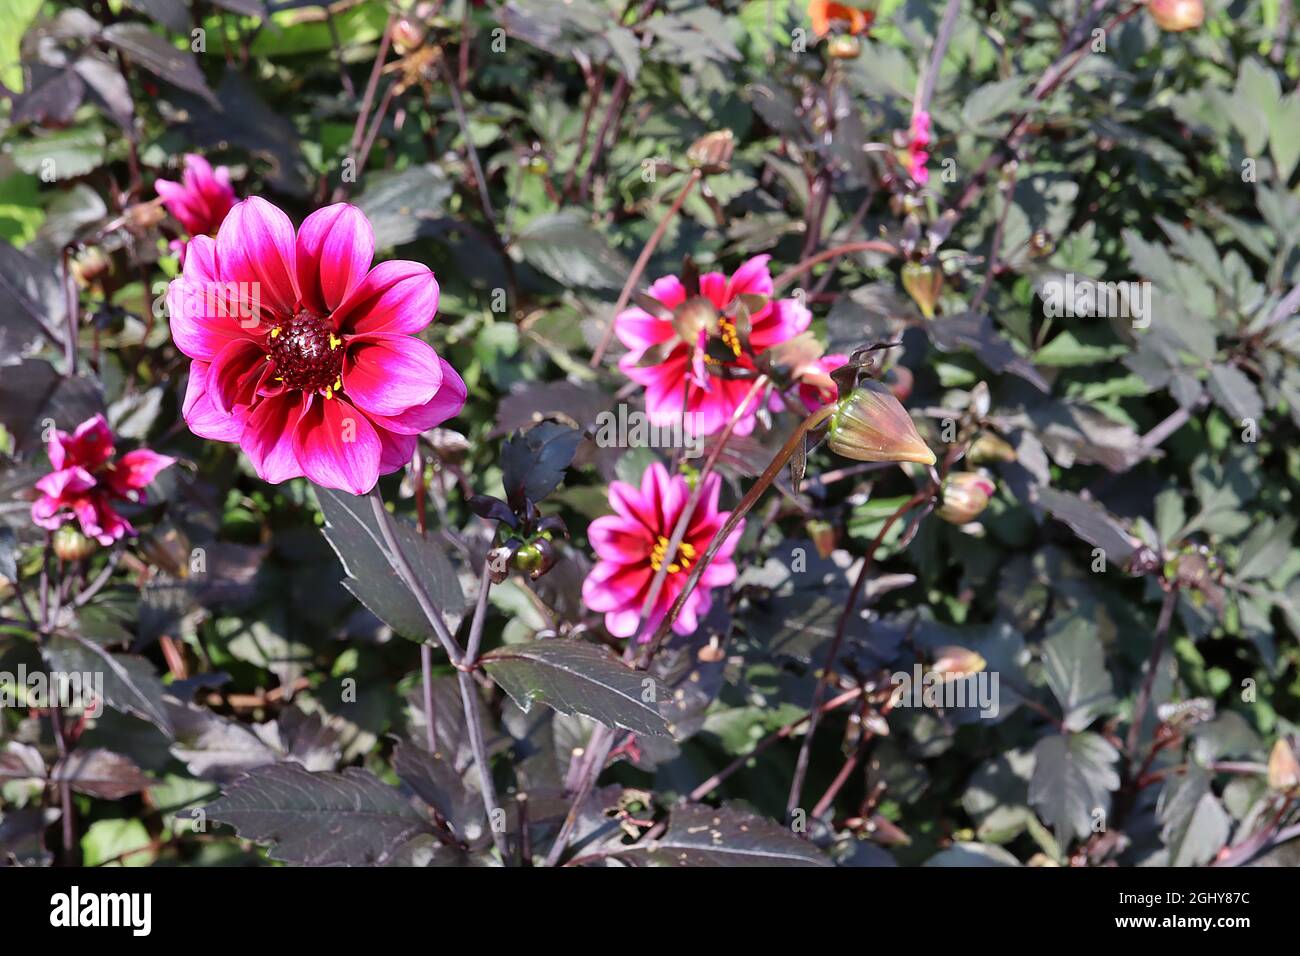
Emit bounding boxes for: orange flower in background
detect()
[809,0,874,38]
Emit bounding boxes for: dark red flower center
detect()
[270,309,344,394]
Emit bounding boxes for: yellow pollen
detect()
[649,536,695,574]
[328,333,342,350]
[719,317,742,358]
[334,376,342,391]
[270,326,282,338]
[323,385,334,399]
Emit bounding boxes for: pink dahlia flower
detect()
[614,255,811,437]
[155,154,236,240]
[582,462,744,640]
[906,112,932,186]
[167,198,466,495]
[31,414,174,546]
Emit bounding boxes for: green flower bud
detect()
[826,381,936,465]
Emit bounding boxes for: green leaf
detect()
[42,633,173,736]
[1236,516,1298,581]
[1028,732,1120,843]
[622,802,830,866]
[314,488,465,643]
[204,764,433,865]
[1157,765,1231,866]
[355,164,453,249]
[9,127,107,181]
[513,211,630,290]
[481,638,674,738]
[0,0,43,92]
[1041,616,1116,731]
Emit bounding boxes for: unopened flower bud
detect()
[901,261,943,319]
[1148,0,1204,31]
[687,130,735,174]
[936,472,996,524]
[392,17,426,54]
[1267,739,1300,792]
[826,380,935,465]
[53,525,98,562]
[968,432,1017,465]
[929,645,986,680]
[826,35,861,59]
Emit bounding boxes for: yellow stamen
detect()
[270,326,282,338]
[649,536,694,574]
[328,333,342,350]
[334,376,342,392]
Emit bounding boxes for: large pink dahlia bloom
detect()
[32,414,174,546]
[614,255,811,437]
[167,198,466,495]
[155,154,236,240]
[582,462,744,640]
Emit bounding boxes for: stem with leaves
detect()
[366,489,507,860]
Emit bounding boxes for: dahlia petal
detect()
[604,607,644,639]
[209,338,267,416]
[293,396,382,495]
[750,297,812,352]
[107,449,175,495]
[63,414,116,470]
[589,514,653,562]
[31,496,70,530]
[342,334,442,417]
[296,204,375,314]
[582,561,651,611]
[614,308,675,352]
[699,272,728,309]
[376,427,419,473]
[726,254,774,300]
[35,466,97,500]
[647,275,687,310]
[332,260,439,336]
[242,393,308,484]
[215,197,299,319]
[182,361,247,442]
[362,359,466,435]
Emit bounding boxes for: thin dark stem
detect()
[589,169,702,367]
[420,642,437,754]
[1126,585,1179,769]
[441,61,496,226]
[913,0,962,121]
[544,723,616,866]
[456,667,507,859]
[786,490,928,818]
[464,559,493,664]
[773,241,899,292]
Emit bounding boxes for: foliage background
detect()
[1,0,1299,867]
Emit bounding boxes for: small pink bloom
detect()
[155,154,237,240]
[906,112,932,185]
[614,255,811,437]
[582,463,744,641]
[771,352,848,413]
[31,414,175,546]
[167,198,466,495]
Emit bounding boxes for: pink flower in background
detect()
[582,462,744,640]
[167,198,466,495]
[771,352,848,413]
[906,112,932,185]
[155,154,236,244]
[31,414,174,546]
[614,255,810,437]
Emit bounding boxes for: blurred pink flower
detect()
[614,255,810,437]
[906,112,932,185]
[155,154,236,241]
[167,198,466,495]
[582,462,744,641]
[31,414,174,546]
[771,352,848,413]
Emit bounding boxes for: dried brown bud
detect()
[826,381,936,466]
[125,201,166,232]
[687,130,735,174]
[71,247,111,288]
[901,261,943,319]
[1148,0,1204,31]
[936,472,996,524]
[672,296,719,346]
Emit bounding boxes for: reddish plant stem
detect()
[589,169,703,367]
[772,240,900,293]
